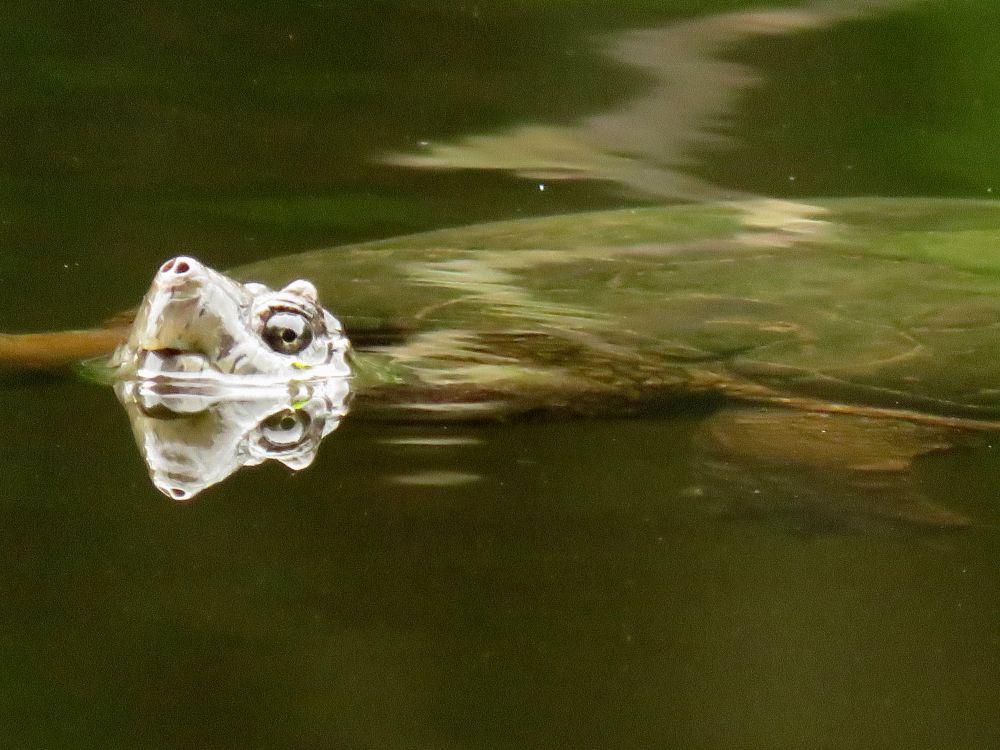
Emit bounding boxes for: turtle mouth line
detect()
[134,347,214,377]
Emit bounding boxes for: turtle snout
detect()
[153,256,209,298]
[158,255,203,279]
[156,481,195,502]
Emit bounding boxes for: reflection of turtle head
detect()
[115,378,351,501]
[111,256,350,382]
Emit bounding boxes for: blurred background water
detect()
[1,1,998,747]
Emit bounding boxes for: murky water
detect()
[2,2,999,748]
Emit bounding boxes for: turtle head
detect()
[111,256,350,381]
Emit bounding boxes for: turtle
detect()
[4,196,1000,522]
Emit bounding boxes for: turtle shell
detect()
[231,198,1000,422]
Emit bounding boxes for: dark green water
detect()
[2,2,999,748]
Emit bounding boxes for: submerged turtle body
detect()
[8,196,1000,510]
[223,197,1000,425]
[7,196,1000,427]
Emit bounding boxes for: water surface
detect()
[1,2,999,747]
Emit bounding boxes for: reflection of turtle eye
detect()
[261,409,311,449]
[261,310,313,354]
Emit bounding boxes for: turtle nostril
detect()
[159,256,198,277]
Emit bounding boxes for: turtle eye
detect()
[261,309,313,354]
[260,409,311,449]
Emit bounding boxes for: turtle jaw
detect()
[134,347,213,377]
